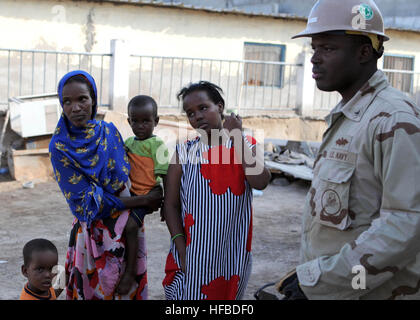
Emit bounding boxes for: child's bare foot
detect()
[116,271,136,295]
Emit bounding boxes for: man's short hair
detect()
[23,239,58,267]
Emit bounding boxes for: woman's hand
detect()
[174,238,186,273]
[144,185,164,211]
[223,113,243,132]
[180,252,186,273]
[118,185,163,210]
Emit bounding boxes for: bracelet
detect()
[171,233,185,241]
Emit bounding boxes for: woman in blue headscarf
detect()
[49,70,162,299]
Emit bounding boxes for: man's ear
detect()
[127,118,131,125]
[359,43,374,64]
[154,116,159,127]
[375,46,384,59]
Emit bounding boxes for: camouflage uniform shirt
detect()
[297,70,420,300]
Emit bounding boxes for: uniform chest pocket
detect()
[312,161,356,230]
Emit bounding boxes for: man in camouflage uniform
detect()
[278,0,420,299]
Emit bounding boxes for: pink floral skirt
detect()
[65,210,148,300]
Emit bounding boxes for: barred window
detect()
[243,42,285,87]
[383,55,414,93]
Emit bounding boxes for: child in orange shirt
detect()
[20,239,63,300]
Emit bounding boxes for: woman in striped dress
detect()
[162,81,271,300]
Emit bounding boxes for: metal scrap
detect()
[264,139,320,181]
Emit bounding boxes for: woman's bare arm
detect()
[162,152,186,272]
[223,113,271,190]
[118,185,163,210]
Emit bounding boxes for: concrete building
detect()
[1,0,420,182]
[1,0,419,116]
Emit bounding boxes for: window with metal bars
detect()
[383,54,414,93]
[243,42,285,87]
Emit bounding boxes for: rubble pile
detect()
[264,139,320,182]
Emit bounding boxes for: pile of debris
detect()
[264,139,321,182]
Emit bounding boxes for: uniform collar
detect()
[325,70,389,124]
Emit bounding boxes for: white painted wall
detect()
[1,1,416,66]
[0,0,306,62]
[1,0,420,115]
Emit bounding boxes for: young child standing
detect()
[162,81,271,300]
[20,238,63,300]
[116,95,169,294]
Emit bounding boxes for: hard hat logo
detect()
[352,4,374,30]
[359,4,374,20]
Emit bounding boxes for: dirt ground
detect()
[0,176,309,300]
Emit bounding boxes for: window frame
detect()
[383,53,415,93]
[243,42,286,88]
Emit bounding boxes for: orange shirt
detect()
[127,152,157,195]
[19,284,56,300]
[124,136,169,195]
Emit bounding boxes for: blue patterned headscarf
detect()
[49,70,130,226]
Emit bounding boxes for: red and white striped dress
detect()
[163,136,255,300]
